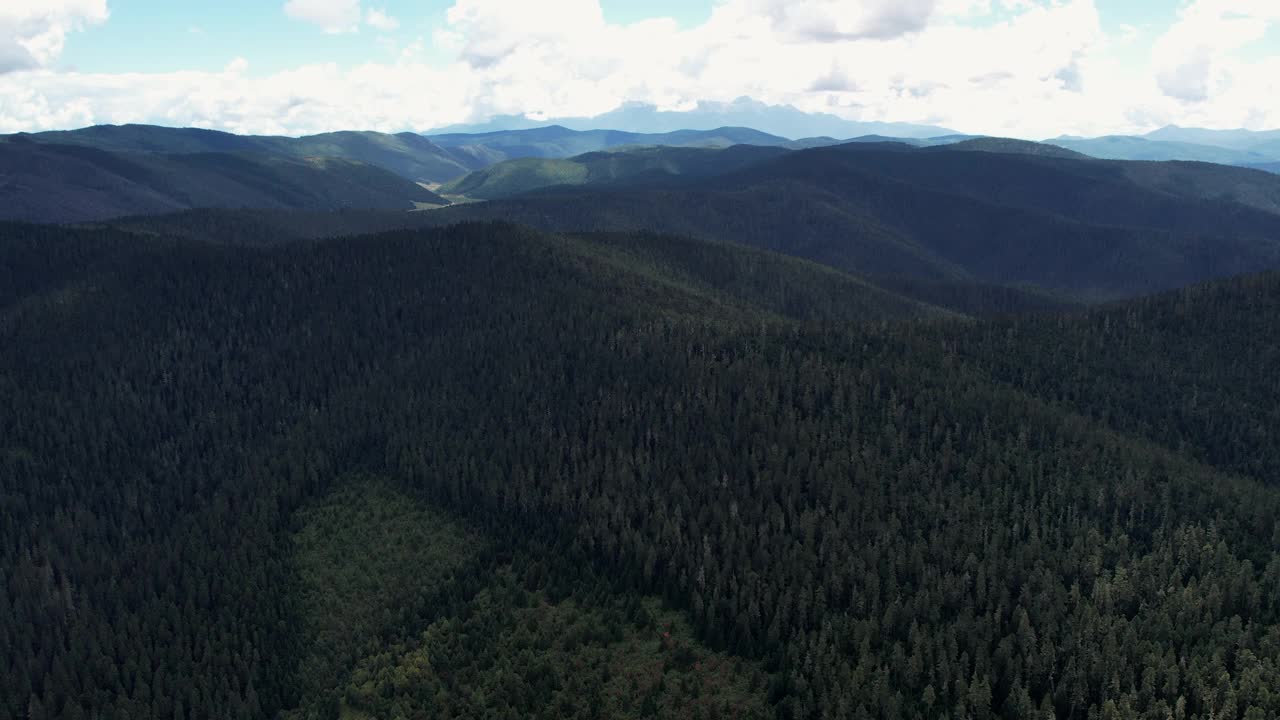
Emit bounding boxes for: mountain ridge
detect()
[8,123,798,185]
[1048,134,1276,164]
[0,141,447,223]
[425,142,1280,301]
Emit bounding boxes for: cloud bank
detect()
[1,0,1279,138]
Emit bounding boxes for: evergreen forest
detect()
[3,214,1278,720]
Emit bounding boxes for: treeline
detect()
[2,221,1277,719]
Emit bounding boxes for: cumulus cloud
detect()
[5,0,1280,139]
[0,0,108,73]
[0,0,1116,138]
[284,0,361,34]
[445,0,607,68]
[1151,0,1280,103]
[808,64,860,93]
[728,0,940,42]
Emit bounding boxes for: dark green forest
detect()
[2,216,1278,720]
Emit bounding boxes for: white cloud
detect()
[364,7,399,32]
[1151,0,1280,103]
[283,0,361,34]
[445,0,607,68]
[726,0,940,42]
[4,0,1280,138]
[0,0,108,73]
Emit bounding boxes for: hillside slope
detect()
[90,207,1079,317]
[14,124,482,183]
[934,137,1089,159]
[440,144,789,199]
[427,144,1280,300]
[0,140,446,223]
[957,271,1280,484]
[829,143,1280,221]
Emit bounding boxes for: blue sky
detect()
[3,1,1280,137]
[57,0,719,74]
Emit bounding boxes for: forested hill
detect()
[424,124,790,160]
[88,207,1078,317]
[0,140,447,223]
[955,271,1280,484]
[12,123,1280,297]
[439,144,790,200]
[430,142,1280,301]
[14,125,482,183]
[8,123,794,186]
[2,218,1278,719]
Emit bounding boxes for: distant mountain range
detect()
[1046,126,1280,165]
[427,103,1280,165]
[1145,125,1280,155]
[429,97,957,140]
[1048,135,1275,164]
[8,119,1280,224]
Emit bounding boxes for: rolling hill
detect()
[423,142,1280,301]
[439,144,790,200]
[12,124,484,184]
[425,125,790,161]
[831,141,1280,219]
[23,121,1280,192]
[0,139,446,223]
[13,127,1280,300]
[10,123,796,186]
[934,137,1089,159]
[90,206,1077,318]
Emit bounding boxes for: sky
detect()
[1,0,1279,138]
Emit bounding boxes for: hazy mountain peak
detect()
[427,97,956,141]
